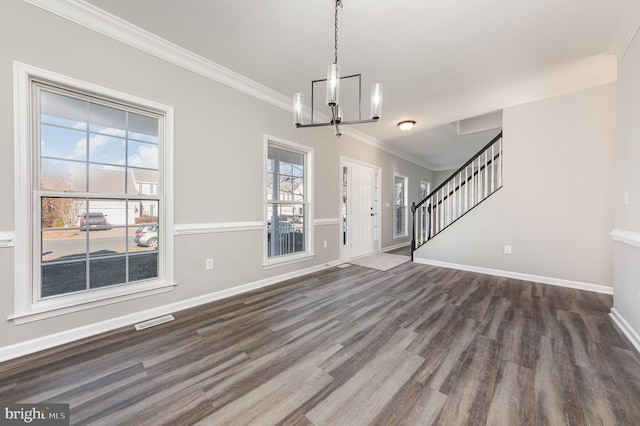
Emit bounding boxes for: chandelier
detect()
[293,0,383,137]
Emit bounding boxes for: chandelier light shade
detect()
[326,64,340,106]
[293,93,304,126]
[371,83,383,120]
[293,0,382,137]
[398,120,416,131]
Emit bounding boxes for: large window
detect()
[265,137,313,264]
[394,174,408,238]
[13,63,174,322]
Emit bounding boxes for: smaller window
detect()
[393,174,408,238]
[265,137,313,265]
[420,180,431,241]
[342,166,348,246]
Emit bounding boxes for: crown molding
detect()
[23,0,293,111]
[608,0,640,61]
[23,0,433,172]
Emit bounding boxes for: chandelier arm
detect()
[294,0,382,138]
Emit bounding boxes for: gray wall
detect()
[0,1,432,348]
[613,32,640,337]
[416,83,616,288]
[432,169,457,189]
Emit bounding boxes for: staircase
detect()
[411,131,503,260]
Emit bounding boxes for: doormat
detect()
[349,253,409,271]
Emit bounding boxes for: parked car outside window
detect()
[79,212,112,231]
[134,223,159,248]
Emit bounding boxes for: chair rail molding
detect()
[174,221,264,236]
[610,228,640,248]
[0,232,15,248]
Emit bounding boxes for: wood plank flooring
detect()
[1,258,640,425]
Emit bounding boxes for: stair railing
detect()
[411,131,503,260]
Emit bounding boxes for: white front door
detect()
[349,162,378,258]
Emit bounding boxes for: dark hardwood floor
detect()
[1,259,639,425]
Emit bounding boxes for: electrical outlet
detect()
[205,258,214,270]
[504,245,512,255]
[323,240,328,249]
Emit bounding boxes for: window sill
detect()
[263,252,315,269]
[9,280,177,325]
[393,234,408,239]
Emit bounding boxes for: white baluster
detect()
[498,138,502,188]
[491,144,495,193]
[465,166,468,212]
[458,171,462,217]
[484,150,488,200]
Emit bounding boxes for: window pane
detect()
[130,200,159,253]
[90,257,126,288]
[292,177,304,201]
[395,206,406,235]
[130,168,160,196]
[89,227,124,259]
[89,102,126,137]
[278,161,293,176]
[88,133,126,165]
[42,261,87,297]
[40,158,76,192]
[88,165,127,194]
[42,228,86,264]
[278,175,293,200]
[41,197,84,231]
[128,112,159,143]
[129,252,158,281]
[267,203,304,257]
[40,124,87,161]
[292,163,304,178]
[128,141,158,170]
[40,90,87,130]
[266,172,274,201]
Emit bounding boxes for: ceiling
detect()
[82,0,631,169]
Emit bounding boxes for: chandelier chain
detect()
[334,0,342,65]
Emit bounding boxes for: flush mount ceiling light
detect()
[293,0,382,138]
[397,120,416,131]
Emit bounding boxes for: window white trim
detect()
[263,134,314,267]
[393,173,409,239]
[12,61,176,323]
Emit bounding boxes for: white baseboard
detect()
[610,308,640,354]
[0,259,344,363]
[413,258,613,295]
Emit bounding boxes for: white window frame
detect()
[393,173,409,238]
[11,62,176,324]
[263,135,314,267]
